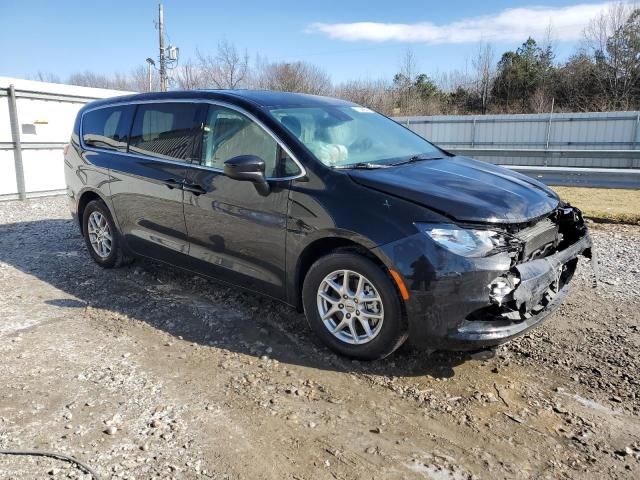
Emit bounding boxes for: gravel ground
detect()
[0,196,639,479]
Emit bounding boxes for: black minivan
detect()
[65,90,591,359]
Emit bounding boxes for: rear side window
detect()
[129,103,204,162]
[82,106,132,151]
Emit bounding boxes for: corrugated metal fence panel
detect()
[395,111,640,169]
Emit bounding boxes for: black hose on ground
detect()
[0,450,100,479]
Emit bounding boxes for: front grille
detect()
[514,218,559,260]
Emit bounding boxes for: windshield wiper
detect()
[333,162,389,170]
[389,153,443,166]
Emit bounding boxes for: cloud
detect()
[307,2,620,44]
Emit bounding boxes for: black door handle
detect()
[163,179,183,190]
[182,182,207,195]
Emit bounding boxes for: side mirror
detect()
[224,155,270,195]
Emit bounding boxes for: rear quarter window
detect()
[82,106,133,151]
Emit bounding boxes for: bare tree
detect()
[398,48,417,83]
[584,2,640,109]
[393,48,418,113]
[175,59,206,90]
[198,40,249,89]
[334,78,394,114]
[254,61,332,95]
[216,40,249,89]
[111,72,134,91]
[434,68,467,93]
[67,70,140,91]
[530,23,558,113]
[67,71,115,89]
[128,65,161,92]
[471,42,495,113]
[31,71,61,83]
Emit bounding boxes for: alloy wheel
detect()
[87,211,112,258]
[316,269,384,345]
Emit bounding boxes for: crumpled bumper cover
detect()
[449,233,591,348]
[453,283,570,345]
[373,229,592,351]
[512,234,590,312]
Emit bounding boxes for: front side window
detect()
[129,103,203,162]
[201,106,300,178]
[82,106,132,151]
[269,106,443,167]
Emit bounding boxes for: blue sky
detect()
[1,0,618,84]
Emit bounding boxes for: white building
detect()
[0,77,134,200]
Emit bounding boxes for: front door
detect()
[183,104,301,299]
[109,101,206,262]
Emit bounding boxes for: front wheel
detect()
[302,252,407,360]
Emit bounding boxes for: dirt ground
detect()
[0,197,639,480]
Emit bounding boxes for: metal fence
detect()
[394,111,640,169]
[0,78,133,201]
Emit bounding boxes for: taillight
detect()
[63,144,70,157]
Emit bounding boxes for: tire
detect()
[302,252,407,360]
[82,199,132,268]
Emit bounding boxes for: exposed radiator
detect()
[515,218,559,260]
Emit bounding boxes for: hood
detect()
[348,156,559,224]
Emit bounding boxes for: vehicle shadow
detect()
[0,218,479,378]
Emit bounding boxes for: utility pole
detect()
[158,3,167,91]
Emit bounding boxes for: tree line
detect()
[34,3,639,116]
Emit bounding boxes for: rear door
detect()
[182,103,302,299]
[108,101,206,263]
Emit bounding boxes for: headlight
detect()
[418,223,508,257]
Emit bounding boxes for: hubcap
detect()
[87,211,112,259]
[316,269,384,345]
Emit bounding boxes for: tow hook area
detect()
[489,273,520,306]
[489,262,566,316]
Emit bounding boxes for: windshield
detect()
[269,106,444,167]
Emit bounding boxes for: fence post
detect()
[633,113,639,150]
[8,84,26,201]
[471,118,476,148]
[544,98,555,167]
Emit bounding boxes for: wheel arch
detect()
[76,188,112,235]
[292,236,390,311]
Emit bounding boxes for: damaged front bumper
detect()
[373,217,592,351]
[449,233,591,348]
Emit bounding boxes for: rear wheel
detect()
[82,199,131,268]
[302,252,407,360]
